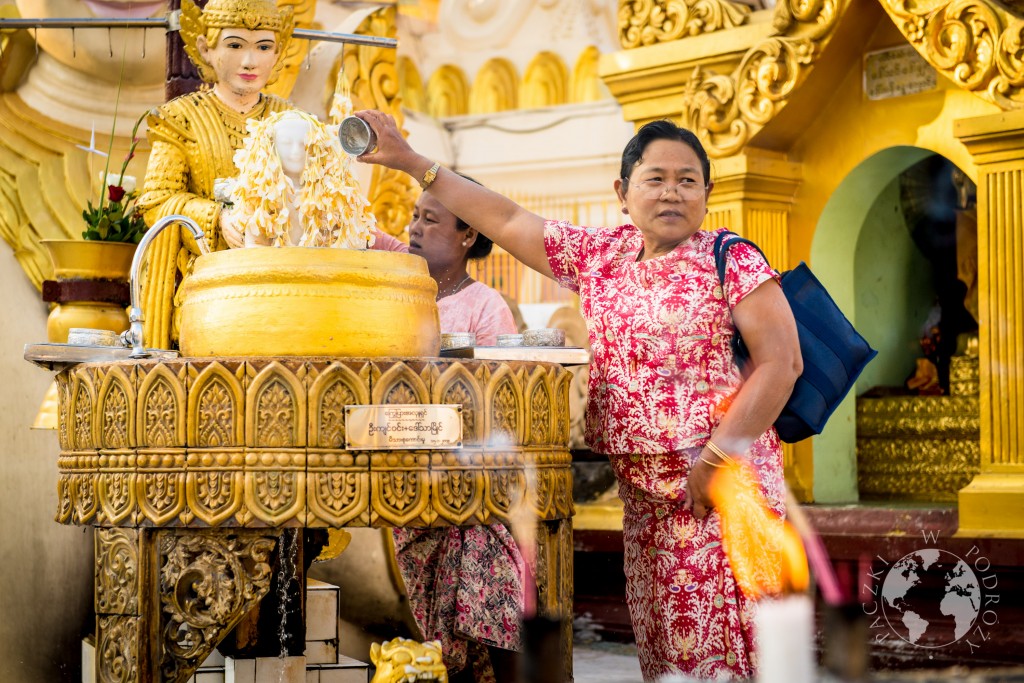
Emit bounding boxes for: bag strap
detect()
[712,230,773,304]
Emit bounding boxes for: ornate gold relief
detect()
[430,450,488,526]
[521,52,569,109]
[308,361,371,448]
[137,363,187,448]
[485,364,526,448]
[525,366,553,446]
[57,371,72,450]
[681,0,847,157]
[243,449,307,526]
[246,361,308,448]
[187,362,245,448]
[484,451,527,523]
[370,452,434,527]
[397,56,428,113]
[618,0,752,48]
[879,1,1024,109]
[97,615,139,683]
[426,65,471,118]
[97,456,137,526]
[431,362,486,446]
[136,452,187,526]
[71,368,98,451]
[470,58,520,114]
[307,451,370,527]
[371,361,431,405]
[96,528,140,616]
[571,46,606,103]
[157,531,276,681]
[186,450,245,527]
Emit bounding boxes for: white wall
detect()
[0,247,94,682]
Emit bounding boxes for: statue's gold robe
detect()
[137,90,292,348]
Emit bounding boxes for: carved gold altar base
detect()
[856,355,980,502]
[56,357,575,683]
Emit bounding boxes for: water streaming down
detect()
[276,530,299,663]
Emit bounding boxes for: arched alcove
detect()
[426,65,470,118]
[469,58,519,114]
[397,56,427,114]
[520,51,568,109]
[810,145,978,502]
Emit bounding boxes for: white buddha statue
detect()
[228,109,377,249]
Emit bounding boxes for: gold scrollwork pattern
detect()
[56,359,572,529]
[681,0,846,157]
[880,0,1024,109]
[96,528,140,615]
[97,615,139,683]
[618,0,752,48]
[157,531,276,682]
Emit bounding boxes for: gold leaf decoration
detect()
[618,0,752,49]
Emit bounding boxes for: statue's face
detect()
[198,28,278,98]
[273,117,309,179]
[14,0,166,85]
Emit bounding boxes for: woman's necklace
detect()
[436,274,471,300]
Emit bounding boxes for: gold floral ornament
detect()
[179,0,295,86]
[230,110,377,248]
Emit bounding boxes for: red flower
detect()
[108,185,126,202]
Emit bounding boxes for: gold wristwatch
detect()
[420,161,440,190]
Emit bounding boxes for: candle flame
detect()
[708,461,809,599]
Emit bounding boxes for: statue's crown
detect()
[201,0,288,32]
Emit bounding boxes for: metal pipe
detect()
[122,215,209,359]
[0,15,398,48]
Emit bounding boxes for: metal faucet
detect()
[121,215,210,358]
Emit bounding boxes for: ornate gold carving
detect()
[426,65,471,118]
[521,52,569,109]
[571,46,606,103]
[188,362,245,448]
[96,529,140,615]
[157,531,276,681]
[57,359,572,529]
[138,363,187,448]
[97,366,136,449]
[618,0,752,48]
[470,58,519,114]
[681,0,846,157]
[369,637,448,683]
[397,56,428,113]
[879,0,1024,109]
[246,361,307,448]
[97,615,139,683]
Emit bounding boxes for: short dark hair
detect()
[452,173,494,260]
[619,120,711,186]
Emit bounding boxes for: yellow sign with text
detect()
[344,404,463,450]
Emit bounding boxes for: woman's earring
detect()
[462,240,468,247]
[621,206,629,214]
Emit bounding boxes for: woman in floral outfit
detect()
[357,113,802,681]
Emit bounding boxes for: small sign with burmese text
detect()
[345,404,463,450]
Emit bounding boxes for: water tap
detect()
[121,215,210,358]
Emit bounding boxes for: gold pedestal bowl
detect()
[178,246,440,358]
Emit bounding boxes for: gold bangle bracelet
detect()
[705,440,736,464]
[699,456,726,469]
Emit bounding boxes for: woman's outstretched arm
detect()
[354,110,554,279]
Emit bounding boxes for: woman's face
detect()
[615,138,711,247]
[198,28,279,97]
[408,192,473,270]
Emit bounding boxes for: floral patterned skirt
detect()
[609,438,784,681]
[392,524,526,680]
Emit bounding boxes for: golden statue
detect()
[136,0,297,348]
[369,638,448,683]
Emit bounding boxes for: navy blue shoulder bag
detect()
[713,231,877,443]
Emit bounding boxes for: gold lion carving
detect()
[369,638,448,683]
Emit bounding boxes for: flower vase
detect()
[40,239,136,343]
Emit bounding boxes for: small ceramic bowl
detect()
[523,328,566,347]
[441,332,476,350]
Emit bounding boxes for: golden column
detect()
[955,109,1024,537]
[707,149,812,500]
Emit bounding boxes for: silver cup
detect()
[523,328,566,347]
[441,332,476,350]
[67,327,123,347]
[338,116,377,156]
[496,334,525,347]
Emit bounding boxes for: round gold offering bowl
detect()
[179,247,440,357]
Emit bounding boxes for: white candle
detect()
[755,594,815,683]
